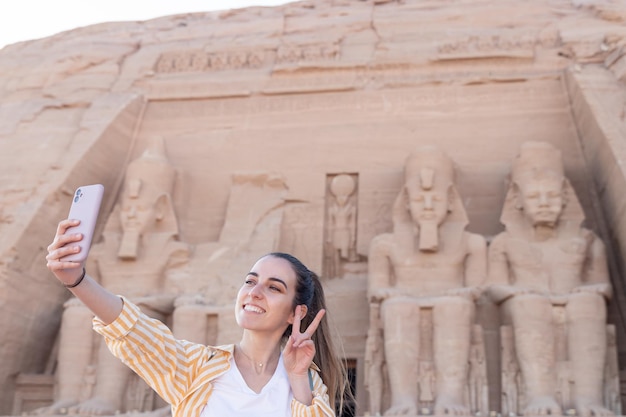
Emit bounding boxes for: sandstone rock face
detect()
[1,0,625,415]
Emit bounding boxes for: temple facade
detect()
[1,0,626,415]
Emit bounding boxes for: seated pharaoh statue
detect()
[367,146,487,416]
[487,141,616,417]
[33,137,189,416]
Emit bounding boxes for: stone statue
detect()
[501,327,522,417]
[367,146,487,416]
[365,301,385,416]
[325,173,359,278]
[35,137,189,415]
[487,141,614,417]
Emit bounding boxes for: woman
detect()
[46,218,351,417]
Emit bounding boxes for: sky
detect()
[0,0,294,50]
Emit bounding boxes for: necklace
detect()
[236,345,266,372]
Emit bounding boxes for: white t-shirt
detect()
[200,354,293,417]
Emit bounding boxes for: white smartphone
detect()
[62,184,104,262]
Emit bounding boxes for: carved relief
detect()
[278,202,319,270]
[501,326,523,417]
[276,42,340,64]
[324,173,360,279]
[436,32,538,60]
[365,301,385,416]
[468,326,489,414]
[366,146,487,416]
[154,42,340,74]
[487,141,619,416]
[155,49,268,73]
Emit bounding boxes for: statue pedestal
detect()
[11,373,54,415]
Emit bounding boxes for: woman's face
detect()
[235,255,298,334]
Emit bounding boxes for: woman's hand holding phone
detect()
[46,184,104,286]
[46,219,88,286]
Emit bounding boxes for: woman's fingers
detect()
[48,220,82,249]
[48,232,82,252]
[292,304,303,334]
[47,259,82,271]
[46,250,82,272]
[303,308,325,338]
[46,236,82,260]
[291,308,325,348]
[55,219,79,237]
[46,244,79,262]
[46,219,84,271]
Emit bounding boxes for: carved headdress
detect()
[105,136,179,236]
[404,146,455,194]
[511,141,564,186]
[392,146,469,251]
[125,136,176,200]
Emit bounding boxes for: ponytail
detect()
[267,252,353,413]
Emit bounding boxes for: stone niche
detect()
[1,0,626,416]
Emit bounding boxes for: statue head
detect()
[329,174,356,207]
[511,142,567,228]
[393,146,468,251]
[501,141,585,235]
[403,146,455,228]
[116,136,177,259]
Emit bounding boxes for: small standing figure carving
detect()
[325,174,359,278]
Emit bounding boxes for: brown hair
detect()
[266,252,353,413]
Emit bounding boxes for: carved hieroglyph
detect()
[487,142,618,417]
[366,147,487,416]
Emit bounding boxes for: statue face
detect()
[518,176,564,227]
[406,185,449,226]
[116,190,160,260]
[119,194,156,234]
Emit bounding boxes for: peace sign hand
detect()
[283,305,325,377]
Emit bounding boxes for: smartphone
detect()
[61,184,104,262]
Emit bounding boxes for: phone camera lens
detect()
[74,196,79,203]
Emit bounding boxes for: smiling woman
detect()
[45,214,352,417]
[0,0,293,50]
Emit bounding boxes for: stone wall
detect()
[0,0,625,415]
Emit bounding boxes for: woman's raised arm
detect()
[46,219,123,324]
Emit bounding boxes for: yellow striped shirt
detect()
[93,297,336,417]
